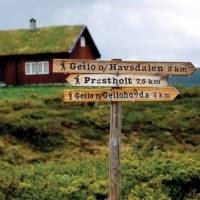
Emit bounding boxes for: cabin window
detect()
[37,61,49,74]
[25,61,49,75]
[25,62,37,75]
[80,36,86,47]
[25,63,31,74]
[32,63,37,74]
[37,62,43,74]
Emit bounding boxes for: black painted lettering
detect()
[70,63,76,70]
[91,65,96,70]
[151,66,157,71]
[157,66,163,72]
[84,77,90,83]
[109,64,117,70]
[77,64,82,70]
[135,64,140,71]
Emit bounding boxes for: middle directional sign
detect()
[66,74,168,87]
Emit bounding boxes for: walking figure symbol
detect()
[61,61,65,71]
[74,75,80,85]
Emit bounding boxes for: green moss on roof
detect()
[0,25,85,56]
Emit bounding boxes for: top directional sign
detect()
[53,59,196,75]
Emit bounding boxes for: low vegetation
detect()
[0,85,200,199]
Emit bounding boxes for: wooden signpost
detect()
[53,58,196,200]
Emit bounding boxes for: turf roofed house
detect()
[0,18,101,86]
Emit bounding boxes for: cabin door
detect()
[0,63,5,82]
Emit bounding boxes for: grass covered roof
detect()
[0,25,85,56]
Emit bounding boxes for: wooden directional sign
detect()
[64,87,179,102]
[66,74,168,87]
[53,59,196,75]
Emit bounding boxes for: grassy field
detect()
[0,85,200,199]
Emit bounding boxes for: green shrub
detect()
[1,150,200,199]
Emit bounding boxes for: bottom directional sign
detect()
[64,87,179,102]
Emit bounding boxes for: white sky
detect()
[0,0,200,67]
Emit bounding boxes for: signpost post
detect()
[109,100,121,200]
[109,59,121,200]
[53,58,196,200]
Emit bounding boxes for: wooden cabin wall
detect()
[2,35,97,85]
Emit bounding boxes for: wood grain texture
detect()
[66,74,168,87]
[53,59,196,75]
[109,102,121,200]
[63,87,179,102]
